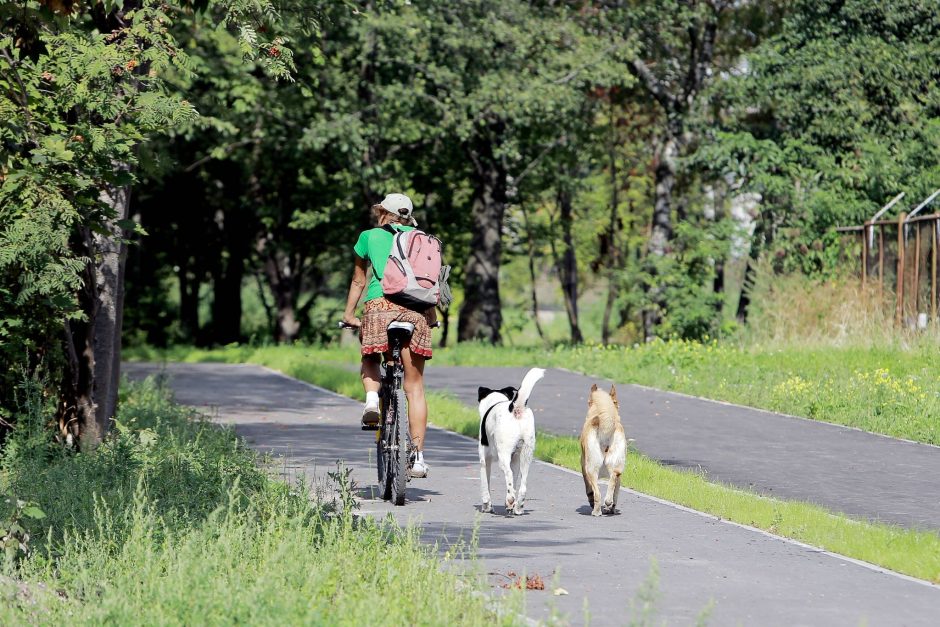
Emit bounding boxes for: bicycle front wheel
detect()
[390,389,410,506]
[377,394,392,501]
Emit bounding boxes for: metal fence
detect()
[836,191,940,327]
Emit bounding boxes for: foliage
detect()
[0,377,513,624]
[0,0,301,436]
[0,496,45,568]
[706,0,940,274]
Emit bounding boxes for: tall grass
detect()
[0,378,514,625]
[742,264,940,349]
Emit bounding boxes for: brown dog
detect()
[579,384,627,516]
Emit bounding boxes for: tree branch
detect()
[184,138,261,172]
[628,58,676,113]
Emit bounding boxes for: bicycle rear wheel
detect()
[390,389,410,506]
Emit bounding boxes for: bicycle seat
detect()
[387,321,415,346]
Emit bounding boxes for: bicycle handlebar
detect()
[336,320,441,329]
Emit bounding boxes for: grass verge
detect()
[126,340,940,446]
[0,378,516,625]
[136,347,940,584]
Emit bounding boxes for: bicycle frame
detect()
[336,319,418,506]
[376,322,415,505]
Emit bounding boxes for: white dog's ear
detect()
[589,383,598,406]
[610,384,619,408]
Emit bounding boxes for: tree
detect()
[705,0,940,318]
[355,1,621,343]
[0,0,296,448]
[591,0,781,339]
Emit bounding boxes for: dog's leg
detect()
[513,443,533,515]
[581,448,595,509]
[603,431,627,514]
[586,467,602,516]
[581,433,603,515]
[479,444,492,513]
[498,445,516,514]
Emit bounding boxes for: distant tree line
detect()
[2,1,938,445]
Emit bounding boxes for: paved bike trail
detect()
[126,362,940,626]
[425,366,940,532]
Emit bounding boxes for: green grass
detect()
[432,340,940,445]
[0,378,516,625]
[135,346,940,584]
[128,339,940,445]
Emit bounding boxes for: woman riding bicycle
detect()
[342,193,435,478]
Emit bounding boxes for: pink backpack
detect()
[380,227,451,310]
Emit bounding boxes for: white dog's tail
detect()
[513,368,545,417]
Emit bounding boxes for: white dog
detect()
[477,368,545,515]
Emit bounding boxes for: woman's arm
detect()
[342,256,370,327]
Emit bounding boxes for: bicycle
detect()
[338,319,420,506]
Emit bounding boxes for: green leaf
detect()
[22,506,45,520]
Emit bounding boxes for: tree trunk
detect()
[91,180,131,440]
[178,261,200,342]
[258,238,301,343]
[602,120,622,346]
[552,186,583,344]
[736,211,769,324]
[521,205,547,344]
[211,255,243,344]
[642,132,679,341]
[458,137,506,344]
[437,306,450,348]
[211,211,247,345]
[59,234,98,449]
[357,6,381,213]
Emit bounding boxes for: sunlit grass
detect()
[127,340,940,445]
[0,378,514,625]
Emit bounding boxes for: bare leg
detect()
[361,356,380,394]
[401,346,427,452]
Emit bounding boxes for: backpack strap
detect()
[372,224,403,280]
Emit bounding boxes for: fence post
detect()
[879,225,885,303]
[861,223,869,287]
[913,222,921,313]
[933,218,938,324]
[896,212,906,326]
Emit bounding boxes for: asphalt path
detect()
[426,366,940,531]
[126,362,940,626]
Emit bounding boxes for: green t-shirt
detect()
[354,225,415,302]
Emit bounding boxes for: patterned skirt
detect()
[360,297,436,359]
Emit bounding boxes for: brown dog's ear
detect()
[589,383,598,406]
[610,384,619,408]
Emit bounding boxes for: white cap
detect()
[380,193,417,226]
